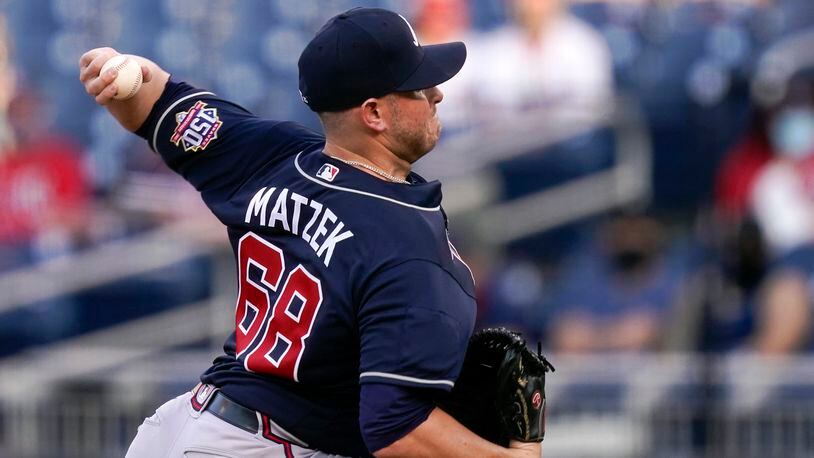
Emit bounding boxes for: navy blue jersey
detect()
[135,81,477,456]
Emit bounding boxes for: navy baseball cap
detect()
[298,7,467,112]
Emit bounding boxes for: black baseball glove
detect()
[438,327,555,446]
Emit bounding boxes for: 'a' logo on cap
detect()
[398,13,419,46]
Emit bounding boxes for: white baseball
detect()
[100,55,143,100]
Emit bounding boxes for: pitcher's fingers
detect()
[95,84,118,105]
[80,53,114,83]
[79,53,106,83]
[79,47,116,71]
[78,49,101,70]
[85,69,118,97]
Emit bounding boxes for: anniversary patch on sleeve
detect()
[171,101,223,152]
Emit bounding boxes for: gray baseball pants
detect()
[126,386,351,458]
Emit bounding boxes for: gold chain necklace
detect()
[329,156,410,184]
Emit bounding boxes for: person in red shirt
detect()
[0,89,90,269]
[714,111,774,221]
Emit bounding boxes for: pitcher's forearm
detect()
[79,48,170,132]
[374,408,540,458]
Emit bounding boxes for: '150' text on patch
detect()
[171,101,223,152]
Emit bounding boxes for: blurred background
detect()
[0,0,813,456]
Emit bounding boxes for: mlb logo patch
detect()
[171,101,223,152]
[317,164,339,182]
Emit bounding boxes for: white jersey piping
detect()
[294,152,441,212]
[359,371,455,387]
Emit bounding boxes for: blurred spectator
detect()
[0,17,91,269]
[0,88,91,269]
[413,0,470,45]
[441,0,613,133]
[748,71,814,255]
[549,212,684,353]
[412,0,477,135]
[714,111,774,222]
[679,211,811,355]
[700,34,814,354]
[0,14,90,350]
[673,214,768,352]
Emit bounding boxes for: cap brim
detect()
[396,42,467,91]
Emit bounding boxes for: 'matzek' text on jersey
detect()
[244,186,354,267]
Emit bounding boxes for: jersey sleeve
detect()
[359,383,435,453]
[134,80,323,194]
[358,259,474,392]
